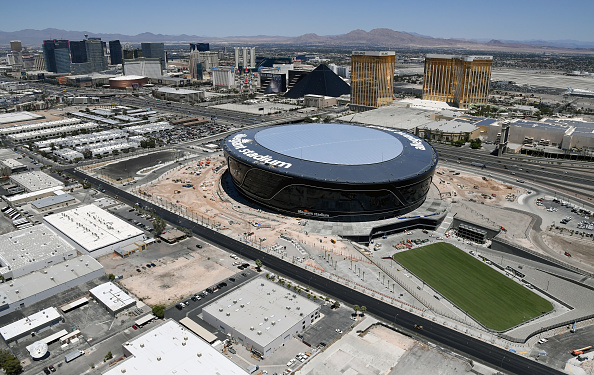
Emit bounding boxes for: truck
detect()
[65,349,85,363]
[572,346,592,356]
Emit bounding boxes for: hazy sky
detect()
[3,0,593,41]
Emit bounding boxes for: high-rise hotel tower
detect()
[350,51,395,110]
[422,54,492,109]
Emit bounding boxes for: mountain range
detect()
[1,28,592,53]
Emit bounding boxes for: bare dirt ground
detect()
[542,231,594,265]
[436,167,522,206]
[98,244,234,305]
[366,325,416,351]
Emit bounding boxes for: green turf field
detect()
[393,242,553,331]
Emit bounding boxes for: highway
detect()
[68,168,566,375]
[433,144,594,202]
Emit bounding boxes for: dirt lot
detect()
[436,167,523,206]
[541,231,594,265]
[98,243,235,305]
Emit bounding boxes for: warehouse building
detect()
[6,122,99,142]
[1,159,28,175]
[0,224,77,280]
[31,193,76,213]
[43,204,144,257]
[203,278,320,358]
[0,307,62,343]
[415,120,480,143]
[0,255,104,317]
[89,282,135,316]
[103,319,246,375]
[9,170,64,192]
[0,118,80,136]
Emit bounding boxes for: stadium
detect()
[222,123,438,221]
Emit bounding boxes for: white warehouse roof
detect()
[43,204,143,252]
[103,319,246,375]
[10,171,64,192]
[0,307,61,342]
[89,282,135,313]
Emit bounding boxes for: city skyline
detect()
[2,0,593,42]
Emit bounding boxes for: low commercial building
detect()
[0,111,44,126]
[6,122,99,142]
[0,118,79,136]
[9,170,64,192]
[0,308,62,343]
[0,224,77,280]
[126,122,173,135]
[304,94,337,108]
[203,278,320,358]
[52,148,84,162]
[3,186,65,206]
[415,120,480,143]
[338,105,434,132]
[1,159,28,174]
[43,204,144,257]
[0,255,103,317]
[31,193,76,213]
[153,87,205,103]
[103,320,246,375]
[89,282,135,316]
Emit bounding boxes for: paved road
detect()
[68,168,566,374]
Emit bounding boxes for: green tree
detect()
[255,259,263,271]
[105,351,113,361]
[332,301,340,309]
[108,273,115,281]
[0,350,22,375]
[360,306,367,316]
[353,305,360,315]
[152,304,166,319]
[153,217,166,236]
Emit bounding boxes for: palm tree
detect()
[360,306,367,316]
[353,305,360,316]
[255,259,263,271]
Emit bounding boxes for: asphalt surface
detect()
[69,168,565,375]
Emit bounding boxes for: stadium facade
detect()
[223,123,437,221]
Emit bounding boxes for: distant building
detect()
[68,37,108,74]
[123,48,142,60]
[153,87,205,103]
[234,47,256,69]
[190,42,209,52]
[123,58,163,79]
[10,41,22,52]
[43,40,71,73]
[284,64,350,99]
[329,63,350,79]
[212,67,235,89]
[350,51,395,110]
[109,40,123,65]
[422,54,492,109]
[189,50,219,79]
[141,42,166,70]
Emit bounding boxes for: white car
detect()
[335,329,343,334]
[538,338,548,344]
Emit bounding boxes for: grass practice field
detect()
[393,242,553,331]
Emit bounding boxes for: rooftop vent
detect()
[197,353,202,357]
[157,356,161,361]
[257,331,262,335]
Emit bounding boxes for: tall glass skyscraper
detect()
[141,42,166,70]
[43,40,71,73]
[350,51,395,110]
[422,55,492,109]
[109,40,123,65]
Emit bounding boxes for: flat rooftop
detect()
[157,87,203,95]
[353,51,395,57]
[337,105,434,131]
[0,255,103,308]
[43,204,143,252]
[31,193,76,209]
[0,111,44,125]
[0,224,75,272]
[10,171,64,192]
[418,120,479,134]
[203,278,319,348]
[0,308,61,341]
[89,282,135,313]
[103,320,247,375]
